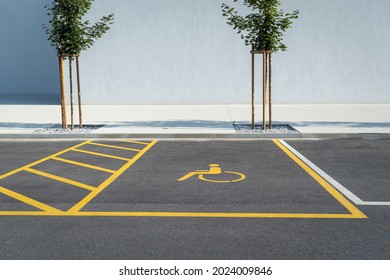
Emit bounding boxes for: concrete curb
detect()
[1,133,390,140]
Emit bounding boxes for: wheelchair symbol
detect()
[177,164,246,183]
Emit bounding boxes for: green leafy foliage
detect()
[222,0,298,52]
[43,0,114,56]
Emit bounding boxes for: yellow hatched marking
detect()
[68,140,158,213]
[24,167,96,192]
[0,186,62,214]
[120,140,150,145]
[88,142,142,152]
[73,148,130,161]
[273,139,366,219]
[0,140,92,181]
[52,157,116,174]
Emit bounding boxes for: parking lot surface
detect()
[0,139,389,259]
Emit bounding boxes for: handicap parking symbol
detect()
[178,164,246,183]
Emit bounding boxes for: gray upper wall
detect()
[0,0,389,104]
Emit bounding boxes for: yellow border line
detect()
[24,167,96,191]
[0,186,62,214]
[120,140,150,145]
[75,212,356,218]
[67,140,159,213]
[0,140,92,181]
[0,211,357,218]
[73,148,131,161]
[88,142,142,152]
[52,156,116,174]
[273,139,367,219]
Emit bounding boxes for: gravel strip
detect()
[33,125,103,134]
[234,124,299,134]
[33,124,297,135]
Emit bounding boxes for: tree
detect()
[43,0,114,129]
[222,0,298,129]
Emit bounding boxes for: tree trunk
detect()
[262,52,267,130]
[251,46,255,129]
[69,59,74,130]
[268,53,272,129]
[76,56,83,128]
[58,56,67,129]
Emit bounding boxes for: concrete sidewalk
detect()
[0,104,389,138]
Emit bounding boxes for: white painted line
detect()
[279,140,390,206]
[357,201,390,206]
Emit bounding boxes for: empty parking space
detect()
[83,140,364,218]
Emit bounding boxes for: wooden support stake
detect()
[268,53,272,129]
[251,45,255,129]
[69,59,74,130]
[58,56,67,129]
[76,56,83,128]
[262,52,267,130]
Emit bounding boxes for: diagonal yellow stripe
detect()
[273,139,367,219]
[52,157,116,174]
[0,186,62,213]
[0,140,92,181]
[120,140,150,145]
[88,142,141,152]
[68,140,158,213]
[72,148,130,161]
[24,167,96,192]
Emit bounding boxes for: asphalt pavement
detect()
[0,139,389,259]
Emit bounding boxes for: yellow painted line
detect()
[0,210,359,218]
[0,186,62,214]
[24,167,96,192]
[73,148,130,161]
[73,212,358,218]
[52,157,116,174]
[0,212,55,216]
[88,142,142,152]
[68,140,159,213]
[273,139,367,219]
[0,140,92,181]
[120,140,150,145]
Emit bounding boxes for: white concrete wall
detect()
[0,0,59,104]
[1,0,389,104]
